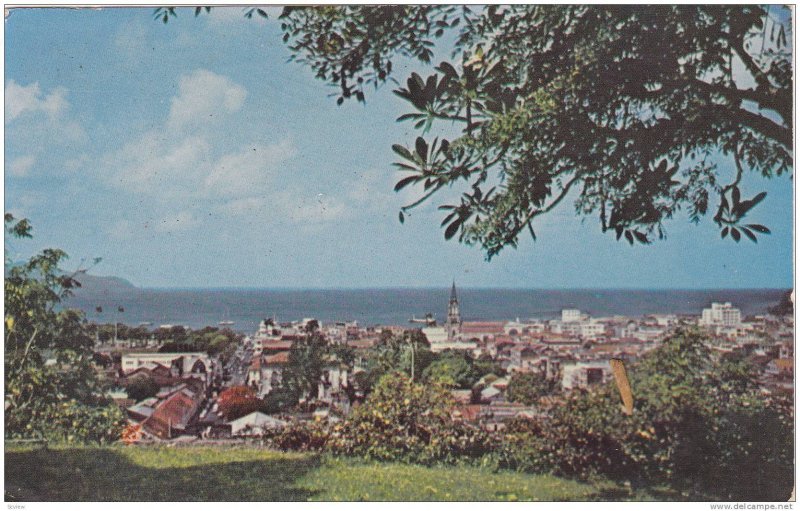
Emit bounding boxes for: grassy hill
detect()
[4,443,662,502]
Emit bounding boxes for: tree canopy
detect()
[161,5,792,258]
[4,214,124,442]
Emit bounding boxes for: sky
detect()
[3,6,794,289]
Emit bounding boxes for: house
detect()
[121,352,217,384]
[561,360,612,390]
[257,351,290,396]
[228,411,287,436]
[140,384,204,439]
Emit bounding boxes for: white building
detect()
[561,309,583,323]
[121,352,217,383]
[228,411,287,435]
[700,303,742,328]
[561,360,612,390]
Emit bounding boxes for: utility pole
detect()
[410,338,416,382]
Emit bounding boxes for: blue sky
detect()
[4,7,794,289]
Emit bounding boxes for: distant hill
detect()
[70,272,138,294]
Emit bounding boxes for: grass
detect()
[5,443,654,502]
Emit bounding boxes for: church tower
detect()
[446,281,462,341]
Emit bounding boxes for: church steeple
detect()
[447,281,462,341]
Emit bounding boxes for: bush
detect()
[125,374,160,402]
[326,372,495,464]
[266,420,330,451]
[498,331,794,500]
[6,398,126,444]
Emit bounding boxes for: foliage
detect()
[276,6,792,256]
[4,214,124,443]
[262,384,301,414]
[327,372,494,464]
[150,326,241,364]
[498,331,794,500]
[267,420,330,452]
[217,386,262,420]
[282,331,328,400]
[768,289,793,316]
[422,350,478,388]
[505,371,559,405]
[361,329,434,390]
[124,373,160,402]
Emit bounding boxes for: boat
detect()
[219,320,235,327]
[409,313,437,326]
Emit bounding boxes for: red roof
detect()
[461,322,506,334]
[262,340,293,351]
[143,389,201,438]
[264,351,290,365]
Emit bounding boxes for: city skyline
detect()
[5,7,794,289]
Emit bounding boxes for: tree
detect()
[500,330,793,499]
[282,330,328,399]
[327,372,493,464]
[422,350,478,389]
[262,384,301,414]
[162,6,791,258]
[4,214,125,443]
[217,385,262,420]
[125,373,160,402]
[505,371,559,405]
[768,289,793,316]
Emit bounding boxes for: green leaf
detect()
[444,219,461,240]
[740,226,757,243]
[730,228,741,242]
[392,144,414,161]
[731,186,740,206]
[415,137,428,162]
[398,211,405,224]
[721,226,729,239]
[624,231,634,245]
[395,176,419,192]
[747,224,770,234]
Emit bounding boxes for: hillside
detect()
[4,443,667,502]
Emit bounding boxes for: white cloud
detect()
[105,132,213,196]
[204,138,296,196]
[9,155,36,177]
[5,80,68,122]
[167,69,247,132]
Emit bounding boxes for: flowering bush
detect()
[266,419,330,451]
[326,372,495,464]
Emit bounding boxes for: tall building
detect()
[700,302,742,327]
[446,281,462,341]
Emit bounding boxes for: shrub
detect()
[326,372,495,464]
[266,419,330,451]
[125,373,160,402]
[498,331,794,500]
[6,398,126,444]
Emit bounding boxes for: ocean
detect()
[62,287,787,334]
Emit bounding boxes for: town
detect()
[91,284,794,441]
